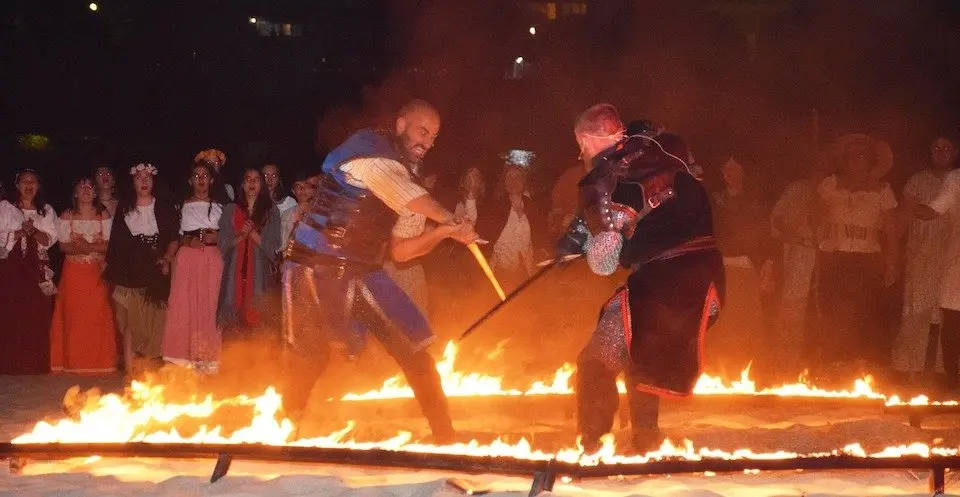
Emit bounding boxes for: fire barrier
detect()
[0,442,955,496]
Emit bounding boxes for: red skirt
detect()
[0,249,53,374]
[49,258,117,374]
[161,246,223,372]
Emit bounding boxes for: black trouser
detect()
[576,290,660,452]
[942,308,960,388]
[281,263,454,441]
[816,252,887,365]
[577,356,660,450]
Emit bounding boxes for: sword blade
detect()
[467,242,506,301]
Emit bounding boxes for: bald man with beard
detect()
[281,100,477,443]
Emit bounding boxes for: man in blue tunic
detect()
[281,100,477,442]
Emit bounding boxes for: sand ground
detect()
[2,372,960,496]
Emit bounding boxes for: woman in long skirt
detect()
[161,161,224,374]
[103,163,180,375]
[0,169,59,374]
[49,177,117,374]
[218,168,281,333]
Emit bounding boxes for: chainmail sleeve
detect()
[585,230,622,276]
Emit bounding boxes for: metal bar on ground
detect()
[528,460,557,496]
[2,442,960,486]
[570,455,960,478]
[883,404,960,429]
[0,442,549,476]
[930,465,945,495]
[211,453,233,483]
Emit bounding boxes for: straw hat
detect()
[821,133,893,180]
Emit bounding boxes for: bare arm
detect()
[56,215,81,254]
[32,230,51,247]
[163,240,179,262]
[58,236,85,254]
[391,225,455,263]
[85,240,108,254]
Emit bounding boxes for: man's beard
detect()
[395,136,424,170]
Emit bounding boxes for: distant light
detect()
[529,26,536,35]
[515,56,524,64]
[88,2,98,12]
[249,17,257,24]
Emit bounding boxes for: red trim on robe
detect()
[631,282,720,398]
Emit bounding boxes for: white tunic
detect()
[275,196,297,216]
[817,175,897,254]
[928,170,960,310]
[492,206,534,277]
[125,200,160,236]
[455,198,479,224]
[0,201,59,253]
[179,201,223,234]
[58,216,112,263]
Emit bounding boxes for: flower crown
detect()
[130,163,158,176]
[194,149,226,167]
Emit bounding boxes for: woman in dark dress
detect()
[0,170,60,374]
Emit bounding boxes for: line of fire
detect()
[5,340,960,493]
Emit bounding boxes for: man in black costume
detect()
[559,104,725,453]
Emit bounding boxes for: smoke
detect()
[303,0,960,385]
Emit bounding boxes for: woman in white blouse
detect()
[0,169,59,374]
[816,134,899,369]
[454,167,485,224]
[103,163,180,376]
[263,163,298,215]
[161,161,224,374]
[49,177,117,374]
[476,164,546,291]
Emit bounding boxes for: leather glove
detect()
[556,217,590,257]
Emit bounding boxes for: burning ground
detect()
[2,339,960,496]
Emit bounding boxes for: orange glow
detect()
[13,379,960,465]
[12,340,960,466]
[341,341,889,402]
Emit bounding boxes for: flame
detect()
[341,341,890,402]
[12,340,960,470]
[341,341,575,400]
[884,394,960,407]
[692,363,885,400]
[14,379,960,466]
[15,381,294,445]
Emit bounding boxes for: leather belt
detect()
[631,236,719,271]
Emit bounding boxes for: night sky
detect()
[3,0,960,204]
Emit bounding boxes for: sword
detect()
[466,242,506,301]
[458,254,580,341]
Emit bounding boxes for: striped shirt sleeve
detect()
[340,158,427,215]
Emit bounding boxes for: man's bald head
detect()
[574,103,625,169]
[397,99,440,121]
[574,103,623,137]
[395,99,441,166]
